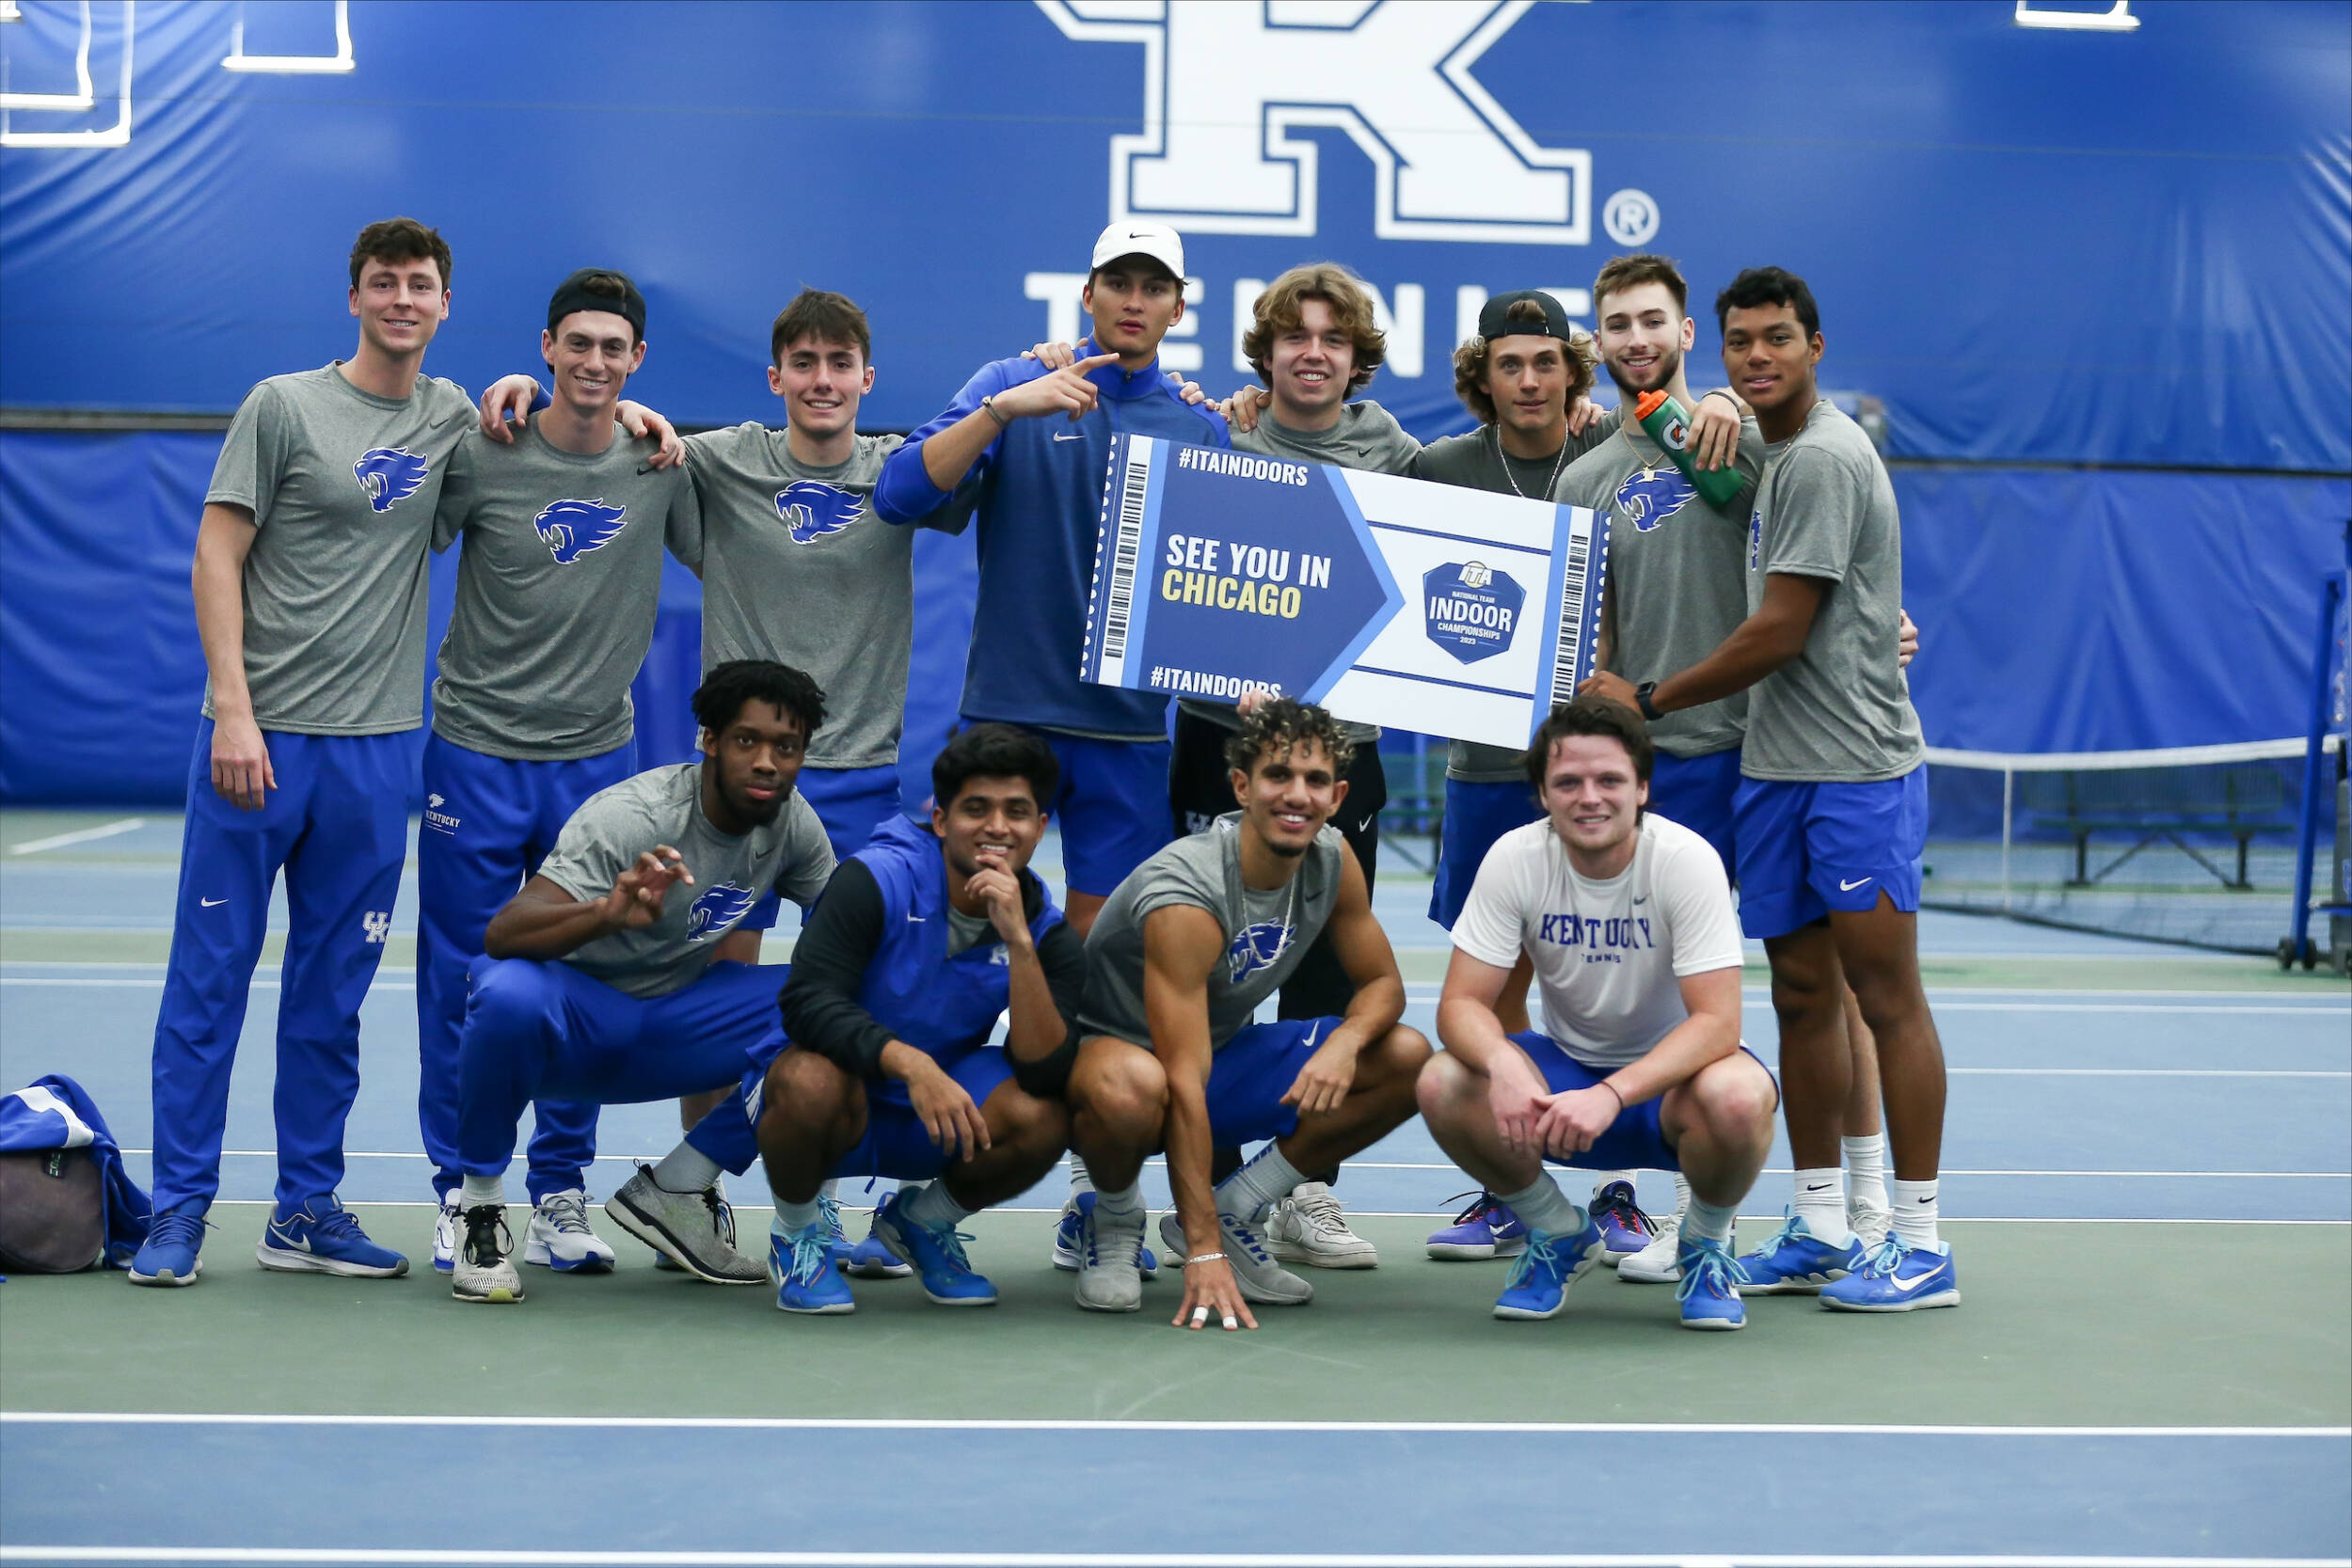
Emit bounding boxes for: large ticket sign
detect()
[1080,435,1608,750]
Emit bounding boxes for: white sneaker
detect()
[524,1189,617,1273]
[1263,1181,1378,1269]
[1850,1201,1894,1248]
[432,1191,460,1275]
[1618,1206,1686,1284]
[451,1204,523,1304]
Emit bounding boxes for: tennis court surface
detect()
[2,812,2346,1567]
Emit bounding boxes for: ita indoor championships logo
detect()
[1423,562,1524,664]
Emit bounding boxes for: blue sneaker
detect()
[873,1187,997,1307]
[1821,1235,1961,1313]
[842,1202,913,1279]
[1053,1194,1159,1278]
[1675,1235,1749,1331]
[1426,1191,1529,1261]
[1491,1213,1608,1321]
[1735,1209,1867,1294]
[1589,1180,1656,1264]
[768,1222,854,1314]
[128,1200,209,1287]
[256,1194,408,1278]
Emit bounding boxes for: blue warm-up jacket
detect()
[874,341,1230,736]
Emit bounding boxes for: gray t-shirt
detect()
[202,363,478,735]
[1078,813,1345,1052]
[536,763,837,999]
[1407,412,1622,782]
[1180,400,1422,742]
[1557,416,1762,760]
[679,426,972,771]
[429,421,701,761]
[1740,401,1926,783]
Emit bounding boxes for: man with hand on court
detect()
[1419,697,1777,1330]
[745,724,1081,1314]
[1582,267,1958,1313]
[445,660,834,1304]
[1058,700,1430,1325]
[874,221,1229,942]
[417,267,702,1282]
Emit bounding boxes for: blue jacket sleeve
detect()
[874,358,1018,525]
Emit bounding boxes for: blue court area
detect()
[3,815,2349,1567]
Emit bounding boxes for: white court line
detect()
[1,1551,2345,1568]
[5,818,146,855]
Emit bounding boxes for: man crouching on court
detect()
[1418,697,1778,1330]
[1060,700,1429,1328]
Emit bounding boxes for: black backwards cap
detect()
[1476,289,1576,343]
[547,268,646,340]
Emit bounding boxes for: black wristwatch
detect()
[1634,681,1663,721]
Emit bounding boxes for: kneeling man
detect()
[448,660,834,1302]
[1419,698,1777,1330]
[751,724,1078,1312]
[1063,701,1429,1327]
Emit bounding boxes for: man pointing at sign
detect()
[876,222,1230,940]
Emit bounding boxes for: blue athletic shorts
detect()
[1733,767,1928,940]
[832,1048,1017,1184]
[1041,732,1173,898]
[1512,1030,1776,1173]
[1648,746,1741,883]
[1190,1017,1345,1147]
[1428,777,1541,930]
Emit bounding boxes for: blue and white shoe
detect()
[841,1202,914,1279]
[128,1200,209,1287]
[256,1194,408,1278]
[1675,1235,1749,1331]
[873,1188,997,1307]
[1821,1235,1961,1313]
[1053,1195,1159,1278]
[1735,1209,1867,1294]
[768,1223,854,1315]
[1425,1192,1529,1261]
[1491,1213,1608,1321]
[432,1191,460,1275]
[1589,1180,1656,1264]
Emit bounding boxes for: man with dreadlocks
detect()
[1051,700,1430,1327]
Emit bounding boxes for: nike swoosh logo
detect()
[1631,895,1648,906]
[1052,432,1085,442]
[1839,877,1873,892]
[1804,1183,1834,1193]
[636,463,659,475]
[199,897,227,908]
[1885,1266,1943,1294]
[907,913,926,923]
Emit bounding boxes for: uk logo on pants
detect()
[361,911,392,944]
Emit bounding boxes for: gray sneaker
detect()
[1160,1210,1313,1307]
[1072,1195,1146,1313]
[607,1164,766,1284]
[450,1204,523,1305]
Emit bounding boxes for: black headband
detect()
[547,268,645,340]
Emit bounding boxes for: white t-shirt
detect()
[1451,815,1743,1071]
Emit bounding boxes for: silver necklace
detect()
[1493,422,1569,499]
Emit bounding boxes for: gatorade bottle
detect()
[1632,389,1744,510]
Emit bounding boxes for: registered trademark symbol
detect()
[1603,188,1660,246]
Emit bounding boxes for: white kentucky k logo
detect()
[361,911,392,945]
[1037,1,1587,245]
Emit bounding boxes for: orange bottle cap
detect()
[1632,389,1667,419]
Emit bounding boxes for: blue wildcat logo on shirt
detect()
[533,499,629,564]
[1748,507,1763,570]
[1613,468,1696,533]
[685,881,758,942]
[773,481,862,545]
[354,448,430,513]
[1227,919,1294,982]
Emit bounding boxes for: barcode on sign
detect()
[1550,514,1593,696]
[1097,437,1152,683]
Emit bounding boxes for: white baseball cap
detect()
[1089,219,1185,280]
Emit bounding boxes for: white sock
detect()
[822,1177,841,1202]
[1068,1155,1094,1196]
[1892,1178,1941,1248]
[1216,1143,1307,1219]
[772,1196,822,1235]
[652,1143,722,1193]
[1669,1171,1692,1219]
[460,1175,503,1209]
[1791,1167,1855,1246]
[1094,1181,1143,1219]
[1843,1133,1889,1213]
[900,1179,972,1232]
[1588,1169,1636,1199]
[1685,1197,1737,1244]
[1499,1174,1585,1238]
